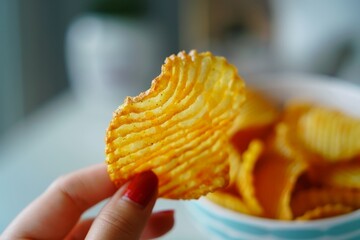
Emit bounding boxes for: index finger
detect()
[3,163,117,239]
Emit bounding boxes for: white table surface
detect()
[0,91,207,239]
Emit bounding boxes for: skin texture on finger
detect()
[2,164,117,239]
[85,171,158,240]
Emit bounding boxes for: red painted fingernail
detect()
[123,171,158,208]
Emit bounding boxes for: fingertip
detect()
[86,171,159,240]
[122,171,158,208]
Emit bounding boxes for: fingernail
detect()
[123,171,158,208]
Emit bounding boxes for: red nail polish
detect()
[123,171,158,207]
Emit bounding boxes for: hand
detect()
[2,164,174,239]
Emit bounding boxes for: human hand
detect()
[2,164,174,239]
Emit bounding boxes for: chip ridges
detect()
[105,50,246,199]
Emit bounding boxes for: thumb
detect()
[86,171,158,240]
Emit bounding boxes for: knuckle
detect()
[49,174,89,211]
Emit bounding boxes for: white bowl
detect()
[186,73,360,240]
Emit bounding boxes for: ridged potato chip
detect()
[281,102,313,124]
[309,160,360,189]
[106,50,246,199]
[298,107,360,162]
[236,139,264,216]
[254,150,308,220]
[206,190,251,214]
[296,204,353,221]
[228,146,242,187]
[230,89,279,132]
[273,104,325,165]
[291,187,360,218]
[230,89,279,152]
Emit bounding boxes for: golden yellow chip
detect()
[206,190,251,214]
[230,88,279,133]
[105,50,246,199]
[253,150,307,220]
[229,89,279,153]
[236,139,264,216]
[281,101,313,124]
[298,107,360,162]
[272,123,315,164]
[228,146,242,187]
[296,204,353,221]
[291,187,360,218]
[309,160,360,189]
[273,102,320,163]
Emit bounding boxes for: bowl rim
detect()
[197,197,360,228]
[241,72,360,119]
[244,71,360,89]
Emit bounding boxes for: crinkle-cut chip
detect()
[236,139,264,216]
[230,88,279,134]
[106,50,246,199]
[272,123,300,160]
[206,190,251,214]
[274,102,327,163]
[310,160,360,189]
[298,107,360,162]
[229,89,279,153]
[291,187,360,218]
[228,146,242,187]
[231,126,273,154]
[281,101,313,124]
[296,204,353,221]
[272,123,316,164]
[272,102,320,164]
[254,150,308,220]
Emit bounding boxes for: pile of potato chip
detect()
[207,88,360,220]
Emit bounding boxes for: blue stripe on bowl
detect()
[188,201,360,240]
[346,234,360,240]
[272,228,323,239]
[191,201,268,236]
[189,204,254,240]
[326,218,360,236]
[206,225,240,240]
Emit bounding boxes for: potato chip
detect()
[253,150,308,220]
[230,89,279,152]
[272,123,300,161]
[309,160,360,189]
[230,89,279,132]
[296,204,353,221]
[206,190,251,214]
[281,101,313,124]
[105,50,246,199]
[228,146,242,187]
[272,123,315,164]
[291,187,360,218]
[236,139,264,216]
[273,102,323,163]
[298,107,360,162]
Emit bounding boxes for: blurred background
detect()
[1,0,360,137]
[0,0,360,235]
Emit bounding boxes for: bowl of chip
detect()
[186,72,360,240]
